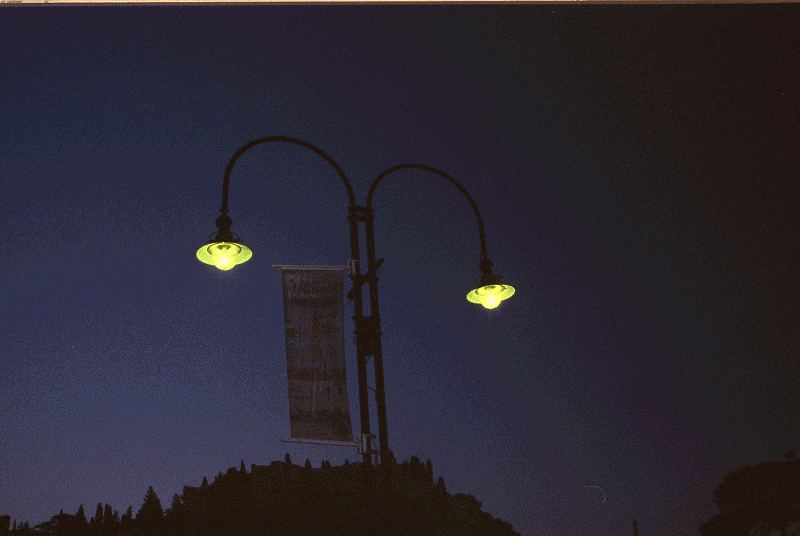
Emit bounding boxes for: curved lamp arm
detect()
[221,135,356,211]
[212,135,357,240]
[366,163,497,284]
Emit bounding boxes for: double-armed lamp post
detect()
[196,136,515,466]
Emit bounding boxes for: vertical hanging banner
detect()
[278,265,354,443]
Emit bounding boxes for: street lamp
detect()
[196,216,252,271]
[467,283,516,310]
[196,136,514,464]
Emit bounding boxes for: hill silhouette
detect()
[2,455,519,536]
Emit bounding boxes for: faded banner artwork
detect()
[281,267,353,442]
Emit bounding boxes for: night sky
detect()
[1,5,799,536]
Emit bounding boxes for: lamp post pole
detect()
[197,136,515,467]
[363,163,501,466]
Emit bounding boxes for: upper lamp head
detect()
[466,283,515,310]
[196,241,252,271]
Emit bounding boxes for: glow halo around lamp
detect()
[466,283,515,310]
[196,241,252,271]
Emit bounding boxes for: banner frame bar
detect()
[273,264,348,271]
[281,437,360,448]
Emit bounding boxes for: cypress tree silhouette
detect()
[239,460,246,474]
[72,505,88,536]
[134,487,163,536]
[120,507,133,533]
[91,504,103,533]
[102,504,115,532]
[284,453,292,465]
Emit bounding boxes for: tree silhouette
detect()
[700,452,800,536]
[91,504,103,532]
[134,487,164,536]
[102,504,117,533]
[72,506,88,536]
[5,457,520,536]
[119,507,133,533]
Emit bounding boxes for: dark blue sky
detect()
[1,5,798,536]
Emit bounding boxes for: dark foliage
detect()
[4,457,518,536]
[135,487,164,536]
[700,452,800,536]
[73,506,88,534]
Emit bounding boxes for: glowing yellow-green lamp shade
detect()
[466,284,515,310]
[196,242,252,271]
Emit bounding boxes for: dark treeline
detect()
[1,455,519,536]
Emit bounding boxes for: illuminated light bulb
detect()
[196,241,252,271]
[211,248,236,270]
[483,292,501,309]
[466,283,515,310]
